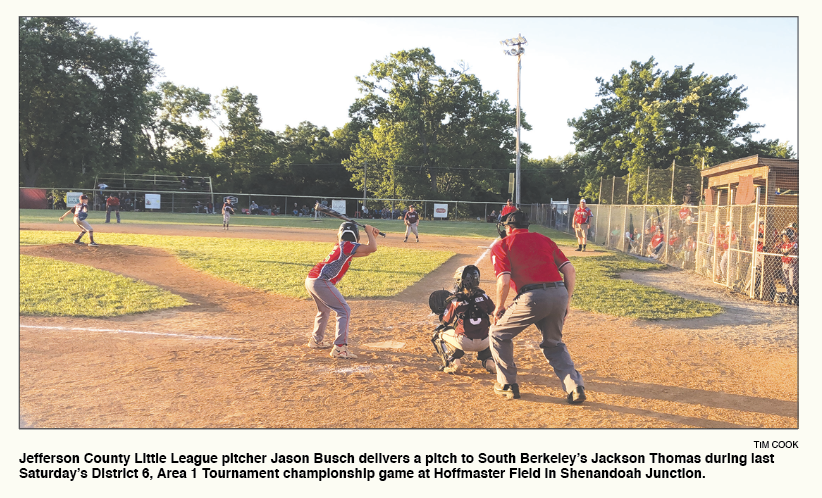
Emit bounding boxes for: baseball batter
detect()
[222,200,235,230]
[403,205,420,242]
[59,194,98,246]
[573,199,593,251]
[305,222,380,359]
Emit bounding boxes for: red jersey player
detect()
[305,221,379,359]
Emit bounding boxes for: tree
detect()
[210,87,280,192]
[345,48,528,201]
[137,82,216,176]
[568,57,795,202]
[19,17,158,187]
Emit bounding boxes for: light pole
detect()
[500,33,527,207]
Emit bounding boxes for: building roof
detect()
[701,155,798,178]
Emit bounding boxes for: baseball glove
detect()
[428,290,454,315]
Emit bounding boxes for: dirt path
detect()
[19,223,797,428]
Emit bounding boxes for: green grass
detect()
[20,208,576,242]
[569,252,723,319]
[20,255,189,317]
[20,231,455,299]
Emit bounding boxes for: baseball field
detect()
[19,210,797,428]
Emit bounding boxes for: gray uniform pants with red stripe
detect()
[489,286,584,394]
[305,277,351,346]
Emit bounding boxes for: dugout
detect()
[701,155,798,206]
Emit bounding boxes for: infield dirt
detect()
[19,223,798,428]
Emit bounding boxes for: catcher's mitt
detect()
[428,290,454,315]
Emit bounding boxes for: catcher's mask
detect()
[496,210,529,238]
[454,265,480,293]
[338,222,360,242]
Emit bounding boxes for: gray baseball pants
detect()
[490,286,584,394]
[305,277,351,346]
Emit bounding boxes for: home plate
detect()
[362,340,405,349]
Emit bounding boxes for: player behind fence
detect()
[429,265,497,374]
[59,194,98,246]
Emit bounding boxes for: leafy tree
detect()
[568,57,795,202]
[137,82,216,177]
[345,48,528,201]
[19,17,158,187]
[210,87,280,192]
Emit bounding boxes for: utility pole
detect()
[500,33,527,206]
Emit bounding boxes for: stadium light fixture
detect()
[500,33,527,206]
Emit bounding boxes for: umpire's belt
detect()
[517,281,564,295]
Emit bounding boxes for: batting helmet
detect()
[338,222,360,242]
[496,210,529,238]
[454,265,481,293]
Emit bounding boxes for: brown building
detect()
[701,155,798,206]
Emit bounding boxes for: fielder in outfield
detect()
[305,222,380,359]
[59,194,98,246]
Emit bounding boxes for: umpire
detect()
[489,211,586,403]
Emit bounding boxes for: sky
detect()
[78,16,798,160]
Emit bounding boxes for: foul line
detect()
[474,238,499,267]
[20,324,243,341]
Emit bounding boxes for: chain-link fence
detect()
[596,161,702,205]
[23,187,531,223]
[544,201,798,305]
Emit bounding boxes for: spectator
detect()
[293,203,299,216]
[648,226,665,258]
[779,228,798,305]
[249,200,260,214]
[610,225,621,247]
[206,201,213,214]
[487,210,497,223]
[301,205,309,216]
[362,205,369,219]
[47,194,54,209]
[718,221,739,282]
[683,235,696,269]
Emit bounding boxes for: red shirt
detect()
[651,232,665,248]
[679,207,691,221]
[500,205,517,217]
[780,241,798,264]
[491,230,570,294]
[441,292,495,340]
[307,241,360,284]
[573,207,592,225]
[106,197,120,207]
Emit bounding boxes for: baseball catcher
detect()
[428,265,496,374]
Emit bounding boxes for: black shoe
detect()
[574,245,582,251]
[494,382,520,399]
[403,238,407,243]
[582,245,586,252]
[416,238,419,243]
[567,386,586,405]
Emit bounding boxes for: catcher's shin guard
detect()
[431,328,451,370]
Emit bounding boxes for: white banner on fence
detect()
[66,192,83,206]
[144,194,161,210]
[433,203,449,218]
[332,199,346,215]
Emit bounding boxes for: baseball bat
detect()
[314,202,386,237]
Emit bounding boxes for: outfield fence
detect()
[22,187,533,223]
